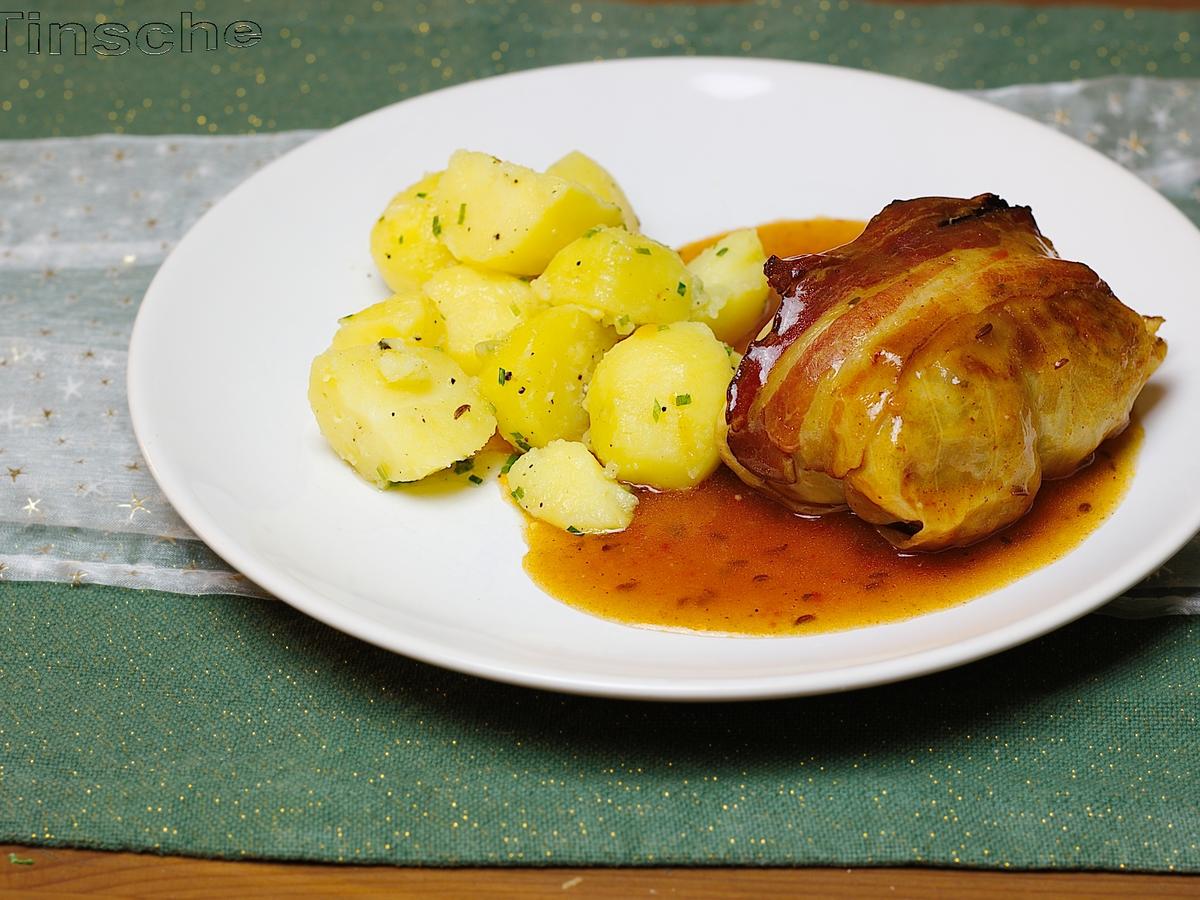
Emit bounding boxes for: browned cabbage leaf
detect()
[721,194,1166,550]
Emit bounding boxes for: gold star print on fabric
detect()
[116,495,150,521]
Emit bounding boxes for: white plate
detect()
[128,58,1200,701]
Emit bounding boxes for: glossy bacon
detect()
[721,194,1165,550]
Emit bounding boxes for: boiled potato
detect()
[433,150,623,276]
[507,440,637,533]
[479,306,617,448]
[369,172,457,291]
[309,341,495,486]
[331,291,446,351]
[422,264,544,375]
[586,322,735,490]
[546,151,639,232]
[532,227,695,333]
[688,229,771,344]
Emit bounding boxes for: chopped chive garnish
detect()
[468,474,483,484]
[431,215,441,236]
[635,247,652,255]
[509,302,521,317]
[715,246,729,257]
[500,453,520,474]
[498,367,509,385]
[582,226,602,238]
[676,281,687,297]
[675,393,692,406]
[376,464,390,483]
[457,202,466,225]
[453,458,474,474]
[651,399,662,422]
[415,191,427,198]
[511,432,532,452]
[511,486,525,501]
[566,525,582,535]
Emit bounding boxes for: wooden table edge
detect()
[4,844,1199,898]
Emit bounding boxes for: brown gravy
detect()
[520,219,1142,635]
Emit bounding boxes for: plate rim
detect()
[127,56,1200,701]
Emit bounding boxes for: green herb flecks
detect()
[453,458,475,475]
[566,525,583,535]
[635,247,652,256]
[715,246,729,257]
[501,453,521,474]
[675,393,692,407]
[511,432,532,452]
[457,203,466,225]
[415,191,428,199]
[468,474,483,485]
[8,853,34,865]
[676,281,687,297]
[431,215,441,237]
[511,486,525,501]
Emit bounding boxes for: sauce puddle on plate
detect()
[521,219,1143,635]
[523,430,1138,635]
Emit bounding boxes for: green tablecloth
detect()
[4,583,1198,868]
[2,0,1196,137]
[2,0,1199,871]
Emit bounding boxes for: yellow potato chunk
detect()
[507,440,637,534]
[688,229,771,344]
[586,322,735,490]
[331,291,446,351]
[546,151,640,232]
[309,341,495,486]
[422,265,543,375]
[479,306,618,449]
[532,227,695,333]
[369,172,457,292]
[433,150,623,276]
